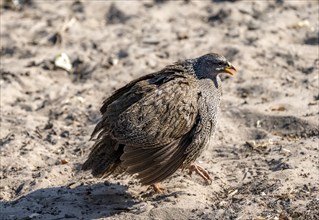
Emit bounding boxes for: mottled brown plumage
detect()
[82,53,237,191]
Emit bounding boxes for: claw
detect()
[152,183,165,193]
[188,163,212,184]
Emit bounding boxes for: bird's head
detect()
[193,53,237,79]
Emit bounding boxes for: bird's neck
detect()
[199,76,221,90]
[199,76,221,92]
[198,77,222,134]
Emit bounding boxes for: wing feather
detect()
[109,77,198,146]
[95,67,198,148]
[88,65,205,184]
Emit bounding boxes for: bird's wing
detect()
[90,67,200,185]
[93,67,199,147]
[121,99,215,185]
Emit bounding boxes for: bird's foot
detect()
[152,183,165,193]
[188,163,212,184]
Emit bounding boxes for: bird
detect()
[82,53,237,192]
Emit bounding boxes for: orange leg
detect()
[152,183,165,193]
[188,163,212,184]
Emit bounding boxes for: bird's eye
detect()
[217,61,224,65]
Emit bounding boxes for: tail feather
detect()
[82,135,124,177]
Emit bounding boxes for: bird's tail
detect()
[82,135,124,177]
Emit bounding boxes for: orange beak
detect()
[224,64,237,76]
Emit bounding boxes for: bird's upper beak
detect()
[224,63,237,76]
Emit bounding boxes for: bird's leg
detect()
[152,183,165,193]
[188,163,212,184]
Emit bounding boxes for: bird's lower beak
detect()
[224,65,237,76]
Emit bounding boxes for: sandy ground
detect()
[1,0,319,219]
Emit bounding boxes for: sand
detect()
[1,0,318,219]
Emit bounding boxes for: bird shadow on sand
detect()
[1,182,137,219]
